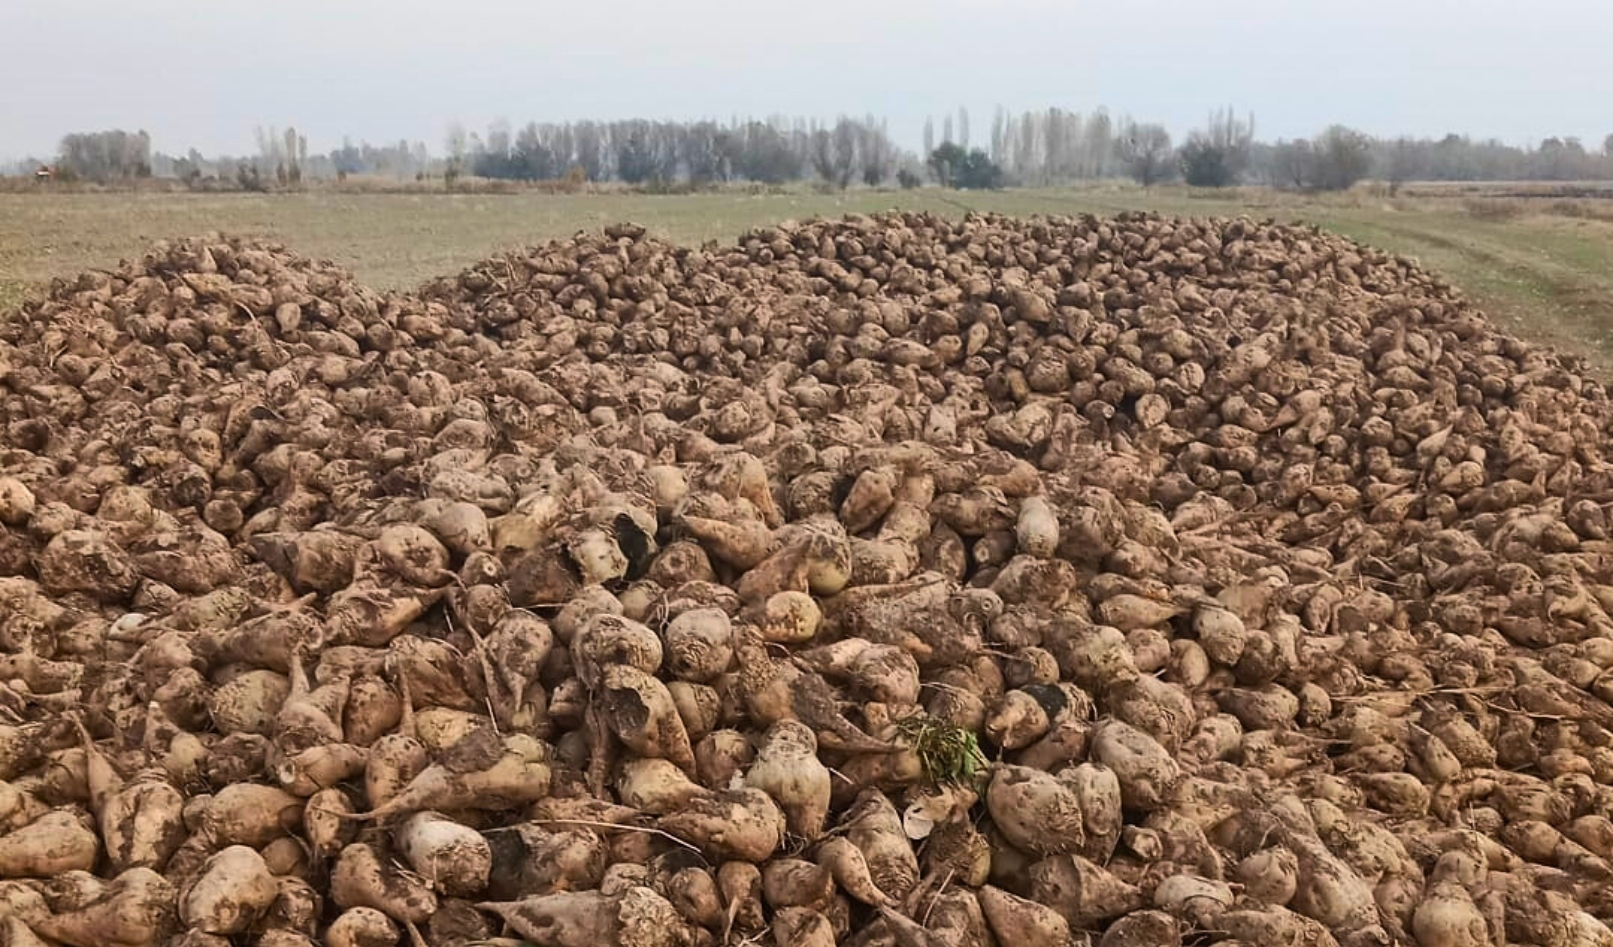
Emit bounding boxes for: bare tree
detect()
[833,118,859,187]
[859,115,892,186]
[1043,109,1066,184]
[1064,111,1087,178]
[445,123,468,163]
[486,120,512,168]
[923,117,935,160]
[1014,112,1038,183]
[284,127,300,184]
[1086,109,1113,177]
[734,119,803,183]
[1270,139,1313,189]
[513,123,555,180]
[1180,107,1255,187]
[1119,123,1173,186]
[574,122,605,180]
[653,122,682,181]
[957,107,970,150]
[254,125,285,173]
[614,121,657,183]
[684,121,723,184]
[1311,125,1372,190]
[810,123,836,184]
[809,118,860,188]
[1383,137,1417,194]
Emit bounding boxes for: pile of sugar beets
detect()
[4,211,1613,947]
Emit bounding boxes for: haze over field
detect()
[2,0,1610,157]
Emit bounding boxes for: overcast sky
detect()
[2,0,1609,160]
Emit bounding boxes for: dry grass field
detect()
[5,183,1613,368]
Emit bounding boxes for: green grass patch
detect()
[895,713,988,790]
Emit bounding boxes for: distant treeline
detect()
[1365,134,1613,184]
[16,118,904,190]
[449,117,899,187]
[16,110,1613,191]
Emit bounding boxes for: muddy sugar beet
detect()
[3,212,1613,945]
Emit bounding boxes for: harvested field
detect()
[4,210,1613,946]
[5,186,1613,372]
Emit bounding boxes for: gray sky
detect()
[2,0,1609,160]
